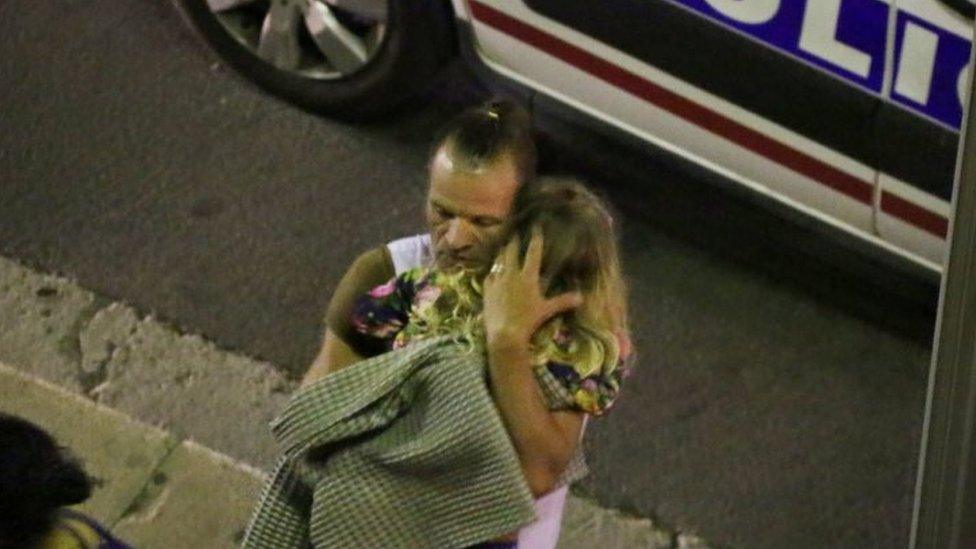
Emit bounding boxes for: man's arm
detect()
[487,338,585,497]
[301,329,365,388]
[300,246,395,387]
[483,229,587,497]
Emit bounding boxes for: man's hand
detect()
[482,225,583,349]
[482,225,586,496]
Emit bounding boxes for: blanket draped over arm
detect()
[242,336,546,548]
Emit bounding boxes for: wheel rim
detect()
[206,0,389,80]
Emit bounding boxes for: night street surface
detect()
[0,1,943,547]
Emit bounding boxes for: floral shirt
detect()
[350,267,631,416]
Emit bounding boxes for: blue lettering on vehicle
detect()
[668,0,973,130]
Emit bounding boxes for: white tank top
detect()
[386,233,581,549]
[386,233,433,276]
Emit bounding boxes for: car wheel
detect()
[174,0,456,119]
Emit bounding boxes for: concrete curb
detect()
[0,363,261,548]
[0,254,701,548]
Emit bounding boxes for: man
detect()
[300,99,585,500]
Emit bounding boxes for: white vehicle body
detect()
[448,0,975,276]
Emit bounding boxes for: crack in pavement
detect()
[111,441,179,528]
[79,340,116,398]
[56,293,114,399]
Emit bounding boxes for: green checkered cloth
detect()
[242,336,588,548]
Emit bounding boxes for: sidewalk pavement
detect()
[1,363,261,547]
[0,255,698,548]
[0,363,684,548]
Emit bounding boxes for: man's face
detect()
[426,143,520,271]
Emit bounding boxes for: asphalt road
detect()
[0,1,943,547]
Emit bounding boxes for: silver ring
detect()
[489,262,504,275]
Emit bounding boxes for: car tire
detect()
[174,0,456,120]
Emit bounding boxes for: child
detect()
[351,176,634,417]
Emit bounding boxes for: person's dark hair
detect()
[0,414,93,548]
[430,98,537,185]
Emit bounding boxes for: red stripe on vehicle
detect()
[881,192,949,239]
[468,0,953,239]
[468,1,873,204]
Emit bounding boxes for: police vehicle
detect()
[177,0,975,278]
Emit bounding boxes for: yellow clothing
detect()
[39,515,102,549]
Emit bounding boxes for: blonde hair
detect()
[407,177,631,378]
